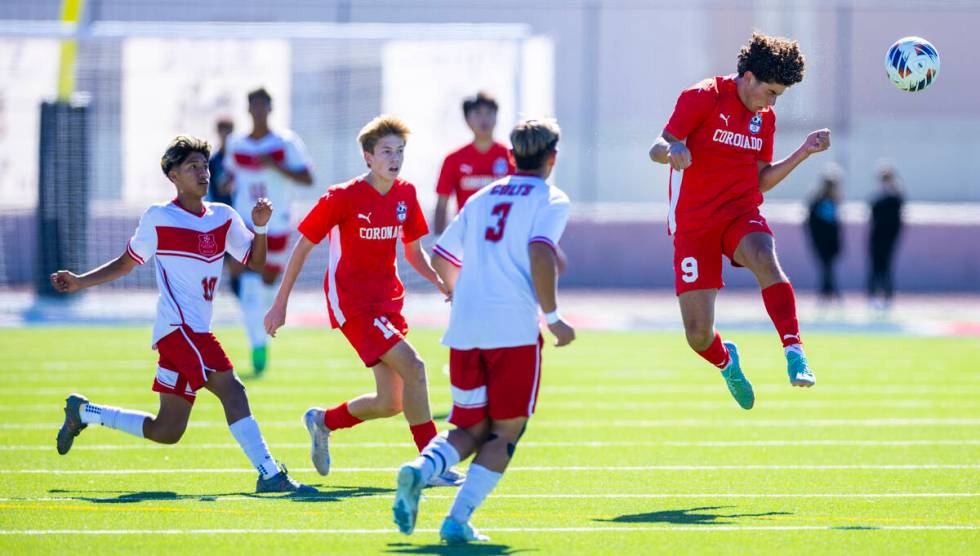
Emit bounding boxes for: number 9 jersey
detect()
[434,174,570,350]
[127,200,254,347]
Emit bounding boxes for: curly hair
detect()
[160,135,211,177]
[737,32,805,86]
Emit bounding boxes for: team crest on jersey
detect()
[493,157,509,176]
[396,201,408,223]
[748,114,763,134]
[198,233,218,256]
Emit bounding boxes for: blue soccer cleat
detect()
[393,464,425,535]
[440,516,490,544]
[303,408,331,476]
[720,342,754,410]
[787,350,816,387]
[255,462,317,494]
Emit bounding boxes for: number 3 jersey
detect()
[127,200,254,347]
[434,174,570,350]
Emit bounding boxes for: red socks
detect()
[696,332,731,369]
[410,420,438,452]
[324,402,363,431]
[762,281,802,347]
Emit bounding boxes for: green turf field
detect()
[1,327,978,554]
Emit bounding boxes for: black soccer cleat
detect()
[56,393,89,455]
[255,462,318,494]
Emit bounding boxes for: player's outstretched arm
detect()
[404,239,450,299]
[246,198,272,271]
[264,236,315,337]
[649,131,692,171]
[759,128,831,193]
[50,252,138,294]
[529,242,575,347]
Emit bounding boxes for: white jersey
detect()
[434,174,570,349]
[224,130,312,233]
[127,200,254,346]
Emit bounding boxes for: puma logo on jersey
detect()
[749,219,764,226]
[357,212,372,224]
[719,113,730,126]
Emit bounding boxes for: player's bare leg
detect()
[679,289,754,409]
[735,232,815,387]
[205,371,314,492]
[142,394,193,444]
[440,418,527,544]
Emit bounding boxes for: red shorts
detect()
[672,208,773,295]
[447,336,544,428]
[264,233,290,273]
[153,326,233,404]
[340,312,409,367]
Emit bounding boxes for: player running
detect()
[433,91,515,234]
[222,87,314,375]
[264,115,462,487]
[51,136,313,493]
[649,32,830,409]
[393,118,574,544]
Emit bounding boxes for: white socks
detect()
[79,403,149,438]
[239,272,270,349]
[229,416,279,480]
[412,433,461,482]
[448,463,502,524]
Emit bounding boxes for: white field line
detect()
[6,418,980,430]
[1,525,978,535]
[5,399,979,412]
[2,439,979,452]
[2,493,977,503]
[5,464,979,475]
[7,384,980,396]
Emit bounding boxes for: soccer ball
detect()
[885,36,940,92]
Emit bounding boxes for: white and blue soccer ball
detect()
[885,36,940,92]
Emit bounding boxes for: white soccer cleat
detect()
[426,467,466,488]
[303,408,331,476]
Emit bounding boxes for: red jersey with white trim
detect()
[297,178,429,328]
[436,142,515,209]
[127,200,254,346]
[435,174,570,349]
[664,75,776,234]
[224,130,312,233]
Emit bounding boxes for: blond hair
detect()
[357,114,411,153]
[160,135,211,177]
[510,118,560,170]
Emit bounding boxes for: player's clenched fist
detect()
[50,270,81,294]
[548,319,576,347]
[264,300,287,338]
[667,142,693,171]
[803,128,831,155]
[252,198,273,228]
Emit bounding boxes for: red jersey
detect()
[664,75,776,234]
[298,178,429,328]
[436,142,515,209]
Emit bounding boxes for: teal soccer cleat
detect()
[720,342,754,410]
[787,350,816,387]
[440,516,490,544]
[393,464,425,535]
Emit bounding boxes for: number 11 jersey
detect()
[434,174,570,350]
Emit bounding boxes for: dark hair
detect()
[216,117,234,133]
[160,135,211,177]
[462,91,499,118]
[247,87,272,104]
[737,32,805,86]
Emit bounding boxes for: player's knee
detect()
[150,422,186,444]
[684,324,713,351]
[377,396,403,417]
[404,358,427,387]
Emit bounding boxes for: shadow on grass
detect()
[385,542,528,555]
[596,506,792,525]
[48,484,393,504]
